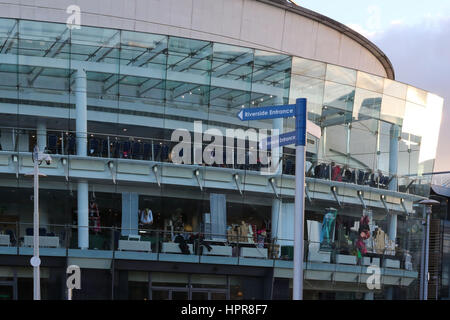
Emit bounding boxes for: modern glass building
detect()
[0,0,444,300]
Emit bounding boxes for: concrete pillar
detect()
[317,126,326,162]
[389,124,399,191]
[77,180,89,249]
[121,193,139,236]
[75,69,89,249]
[75,69,87,157]
[386,124,400,300]
[36,122,47,151]
[388,124,399,243]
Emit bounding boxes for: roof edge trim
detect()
[257,0,395,79]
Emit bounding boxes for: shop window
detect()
[151,272,189,288]
[190,274,226,289]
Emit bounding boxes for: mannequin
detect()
[356,215,371,260]
[89,200,100,233]
[140,208,153,225]
[240,221,249,243]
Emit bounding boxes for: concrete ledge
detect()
[115,251,158,261]
[202,245,232,257]
[67,257,112,269]
[238,257,274,267]
[240,247,268,259]
[38,248,66,257]
[335,254,357,265]
[204,171,231,182]
[158,253,200,263]
[274,260,294,269]
[0,154,9,166]
[275,178,295,189]
[244,175,268,186]
[308,251,331,263]
[199,255,239,265]
[68,249,113,259]
[117,163,150,175]
[383,258,400,269]
[0,247,17,255]
[118,239,151,252]
[70,159,105,171]
[162,242,194,254]
[162,166,193,179]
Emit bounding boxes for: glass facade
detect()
[0,18,444,300]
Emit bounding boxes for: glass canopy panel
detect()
[419,93,444,173]
[0,18,15,38]
[18,66,70,93]
[401,100,438,176]
[352,88,382,122]
[322,81,354,128]
[120,31,168,70]
[70,26,120,64]
[378,121,393,175]
[289,74,324,125]
[323,81,355,112]
[167,37,212,75]
[0,19,17,55]
[325,64,356,86]
[209,86,250,113]
[165,80,210,114]
[18,20,70,59]
[0,63,19,92]
[383,79,407,100]
[349,118,379,171]
[380,95,406,125]
[0,13,18,140]
[402,102,425,142]
[406,85,428,107]
[211,43,253,84]
[356,71,384,93]
[291,57,326,79]
[322,123,349,165]
[252,50,291,90]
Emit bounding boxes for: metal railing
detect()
[0,221,422,272]
[0,126,432,197]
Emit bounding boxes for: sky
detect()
[290,0,450,173]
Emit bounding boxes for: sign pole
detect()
[293,144,305,300]
[293,98,307,300]
[236,97,307,300]
[32,146,41,300]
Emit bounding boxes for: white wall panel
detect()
[0,0,390,77]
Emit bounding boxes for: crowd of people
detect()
[37,133,393,189]
[282,158,393,189]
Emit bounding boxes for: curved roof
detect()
[258,0,395,79]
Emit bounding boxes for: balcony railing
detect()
[0,221,422,274]
[0,126,431,196]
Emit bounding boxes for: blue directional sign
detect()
[237,104,296,121]
[260,131,297,150]
[237,98,307,147]
[295,98,307,147]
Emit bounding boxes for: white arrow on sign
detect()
[238,110,244,121]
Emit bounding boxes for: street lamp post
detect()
[28,145,52,301]
[418,199,439,300]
